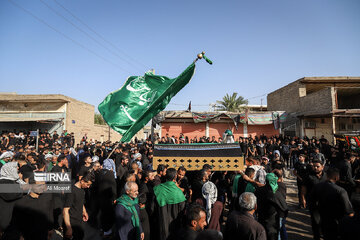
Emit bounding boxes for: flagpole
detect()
[106,52,212,159]
[107,141,120,160]
[193,52,204,63]
[193,51,213,65]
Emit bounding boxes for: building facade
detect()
[158,110,279,139]
[0,93,121,143]
[267,77,360,143]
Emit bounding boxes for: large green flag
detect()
[98,63,196,142]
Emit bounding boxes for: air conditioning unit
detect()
[304,121,316,128]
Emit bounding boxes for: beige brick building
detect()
[267,77,360,143]
[0,93,122,143]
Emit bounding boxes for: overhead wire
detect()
[168,93,267,107]
[39,0,143,72]
[7,0,131,73]
[52,0,150,71]
[246,93,267,100]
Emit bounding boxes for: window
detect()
[340,123,354,130]
[304,121,316,128]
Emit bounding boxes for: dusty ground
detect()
[285,172,313,240]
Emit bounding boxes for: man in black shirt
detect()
[9,177,53,240]
[191,169,208,203]
[261,157,271,173]
[239,138,248,157]
[176,166,190,199]
[96,160,117,237]
[78,155,92,181]
[176,204,207,240]
[293,154,309,207]
[339,183,360,240]
[63,171,94,240]
[301,160,327,240]
[311,168,354,240]
[338,154,356,197]
[153,164,167,186]
[53,131,59,141]
[51,154,69,230]
[224,192,266,240]
[51,154,68,173]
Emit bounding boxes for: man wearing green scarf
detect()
[255,172,288,240]
[154,168,186,240]
[116,181,144,240]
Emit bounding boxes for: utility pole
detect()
[108,125,110,141]
[36,129,39,152]
[150,69,155,142]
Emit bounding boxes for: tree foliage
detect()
[94,113,106,125]
[216,92,248,112]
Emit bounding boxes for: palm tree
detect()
[94,113,106,125]
[216,92,248,112]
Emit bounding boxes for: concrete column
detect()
[299,118,304,138]
[158,123,162,138]
[243,123,248,137]
[205,121,209,138]
[332,115,336,145]
[63,103,67,131]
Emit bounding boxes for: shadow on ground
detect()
[285,174,313,240]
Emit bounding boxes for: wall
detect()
[65,99,95,142]
[267,80,303,112]
[298,87,333,115]
[208,122,244,139]
[0,122,61,133]
[0,94,133,144]
[302,117,333,143]
[161,121,278,139]
[247,124,280,137]
[0,102,66,112]
[161,122,206,139]
[267,81,334,115]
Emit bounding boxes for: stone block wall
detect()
[267,80,303,112]
[267,81,334,115]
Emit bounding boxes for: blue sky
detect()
[1,0,360,112]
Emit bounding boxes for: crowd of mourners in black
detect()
[0,129,359,240]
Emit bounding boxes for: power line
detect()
[39,0,142,72]
[169,103,209,106]
[53,0,149,70]
[246,93,267,100]
[169,93,268,107]
[7,0,131,73]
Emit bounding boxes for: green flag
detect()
[98,63,196,142]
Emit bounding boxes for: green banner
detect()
[99,63,196,142]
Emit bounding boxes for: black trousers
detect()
[310,209,321,240]
[99,197,115,232]
[321,218,339,240]
[296,179,304,205]
[63,223,84,240]
[140,208,150,240]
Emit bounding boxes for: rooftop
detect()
[0,93,93,107]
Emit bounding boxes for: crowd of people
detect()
[0,130,359,240]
